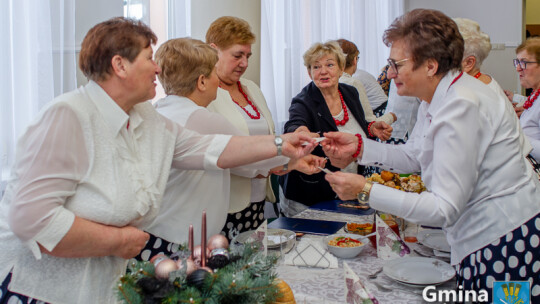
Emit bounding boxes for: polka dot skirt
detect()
[221,200,265,242]
[455,213,540,303]
[0,273,48,304]
[134,232,183,262]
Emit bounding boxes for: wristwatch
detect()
[357,181,373,204]
[274,136,283,156]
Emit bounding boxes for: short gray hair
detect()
[454,17,491,69]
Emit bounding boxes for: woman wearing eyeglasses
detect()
[322,10,540,301]
[514,37,540,161]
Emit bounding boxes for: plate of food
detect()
[345,222,373,236]
[367,171,426,193]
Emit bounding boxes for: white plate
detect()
[383,257,455,285]
[417,229,450,253]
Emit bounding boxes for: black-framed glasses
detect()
[513,58,539,70]
[387,58,409,75]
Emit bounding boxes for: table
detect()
[275,209,456,303]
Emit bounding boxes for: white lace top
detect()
[0,81,231,303]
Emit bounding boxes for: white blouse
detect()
[340,72,395,125]
[0,81,231,304]
[147,95,286,246]
[359,71,540,265]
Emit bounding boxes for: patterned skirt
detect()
[455,213,540,303]
[221,200,265,242]
[0,273,48,304]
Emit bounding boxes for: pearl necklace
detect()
[523,89,540,110]
[333,90,349,126]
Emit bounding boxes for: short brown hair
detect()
[383,9,463,76]
[516,37,540,63]
[155,38,218,96]
[79,17,157,81]
[205,16,255,49]
[337,39,359,69]
[303,41,346,71]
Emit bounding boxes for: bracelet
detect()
[352,134,363,158]
[367,121,375,137]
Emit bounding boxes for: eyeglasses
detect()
[513,58,539,70]
[387,58,409,75]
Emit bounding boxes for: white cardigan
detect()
[207,78,278,213]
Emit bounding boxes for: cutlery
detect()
[413,249,449,261]
[368,267,383,279]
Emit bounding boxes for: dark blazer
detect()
[279,82,372,205]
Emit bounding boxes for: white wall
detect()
[405,0,525,93]
[75,0,123,86]
[190,0,261,85]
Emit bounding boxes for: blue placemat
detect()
[267,217,346,235]
[308,200,376,216]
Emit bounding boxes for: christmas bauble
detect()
[176,258,197,276]
[207,234,229,251]
[186,268,211,289]
[154,258,178,280]
[193,245,210,266]
[207,253,230,270]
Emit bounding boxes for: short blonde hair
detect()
[205,16,255,49]
[303,41,346,71]
[155,38,218,96]
[454,17,491,69]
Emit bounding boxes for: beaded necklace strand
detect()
[523,89,540,110]
[333,90,349,126]
[220,82,261,119]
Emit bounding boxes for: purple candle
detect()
[189,224,194,260]
[201,210,207,267]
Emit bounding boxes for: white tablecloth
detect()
[275,209,456,304]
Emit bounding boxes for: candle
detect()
[189,224,194,260]
[201,210,207,267]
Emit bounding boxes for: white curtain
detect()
[168,0,191,38]
[0,0,76,193]
[261,0,404,133]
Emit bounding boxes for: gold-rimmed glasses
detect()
[387,58,409,75]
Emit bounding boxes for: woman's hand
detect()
[504,90,514,102]
[320,131,358,168]
[280,132,317,159]
[370,121,393,141]
[112,226,150,259]
[270,154,327,176]
[515,105,524,118]
[324,171,366,201]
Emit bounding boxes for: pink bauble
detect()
[192,245,210,261]
[207,234,229,251]
[200,266,213,273]
[154,258,178,279]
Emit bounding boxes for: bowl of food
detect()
[324,233,367,259]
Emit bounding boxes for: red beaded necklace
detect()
[474,72,482,79]
[221,82,261,119]
[523,89,540,110]
[333,90,349,126]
